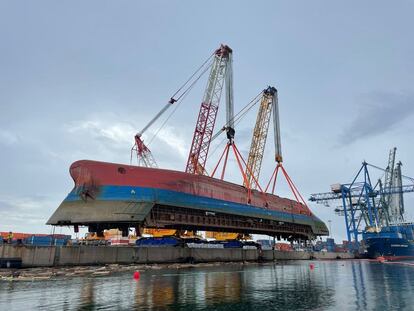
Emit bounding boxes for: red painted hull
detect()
[70,160,313,217]
[48,160,328,237]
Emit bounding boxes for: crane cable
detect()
[367,162,414,183]
[145,52,215,146]
[210,90,263,143]
[170,52,215,102]
[148,59,214,146]
[206,90,264,163]
[231,91,264,127]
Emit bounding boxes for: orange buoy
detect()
[133,271,140,280]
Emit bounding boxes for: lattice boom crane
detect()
[131,97,176,168]
[185,45,233,175]
[131,45,218,168]
[245,87,277,188]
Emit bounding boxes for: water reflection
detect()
[132,269,243,309]
[130,264,335,310]
[364,262,414,310]
[78,279,95,310]
[351,261,368,311]
[1,261,413,311]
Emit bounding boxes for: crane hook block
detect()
[226,127,235,140]
[276,155,283,163]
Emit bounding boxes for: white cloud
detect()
[63,119,191,167]
[0,194,54,212]
[65,120,135,146]
[0,194,61,233]
[154,125,188,158]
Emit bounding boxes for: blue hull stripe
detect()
[65,185,318,225]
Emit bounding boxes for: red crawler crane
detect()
[131,46,221,169]
[185,45,233,175]
[130,97,176,168]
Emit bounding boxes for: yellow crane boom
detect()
[245,87,277,189]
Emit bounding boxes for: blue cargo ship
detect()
[363,223,414,260]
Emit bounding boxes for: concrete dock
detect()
[0,245,354,268]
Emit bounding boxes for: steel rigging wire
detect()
[206,90,264,163]
[148,58,214,146]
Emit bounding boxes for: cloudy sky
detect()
[1,1,414,241]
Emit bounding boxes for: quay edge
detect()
[1,245,354,268]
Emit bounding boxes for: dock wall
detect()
[0,245,354,268]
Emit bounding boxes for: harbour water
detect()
[1,260,413,310]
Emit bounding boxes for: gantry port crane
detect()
[309,148,414,249]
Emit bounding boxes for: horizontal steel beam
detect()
[144,204,313,240]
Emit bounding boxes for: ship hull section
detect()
[365,237,414,260]
[47,160,328,237]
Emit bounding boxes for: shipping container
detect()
[136,237,184,247]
